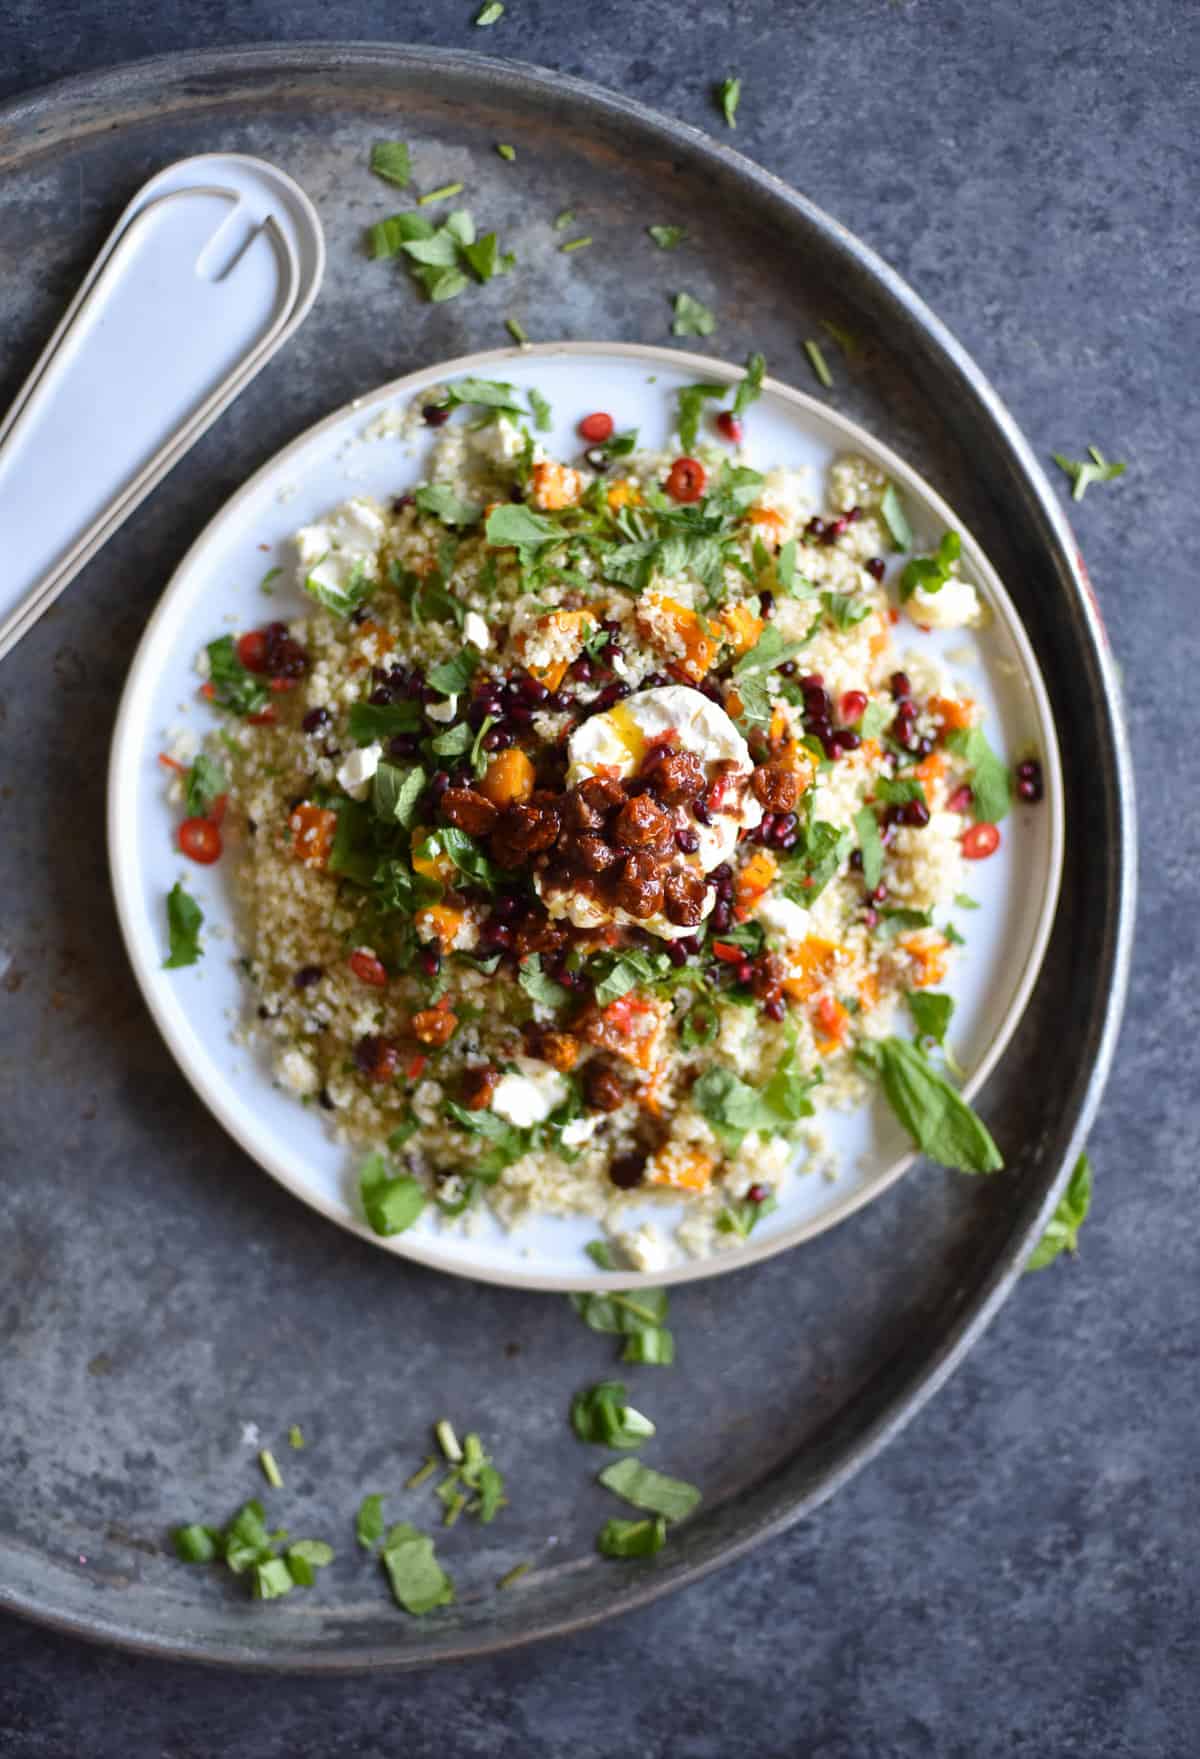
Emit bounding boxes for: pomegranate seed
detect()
[294,965,323,989]
[422,403,450,426]
[301,706,330,734]
[862,906,879,928]
[676,827,701,853]
[665,941,688,967]
[849,849,864,871]
[890,671,912,699]
[747,1183,769,1203]
[716,410,743,443]
[805,517,827,541]
[866,558,886,581]
[900,799,930,828]
[420,945,442,977]
[711,899,732,932]
[763,996,786,1023]
[665,457,706,502]
[734,961,754,986]
[871,883,888,903]
[963,821,1001,860]
[578,411,614,443]
[840,689,868,723]
[832,729,861,754]
[178,818,222,864]
[237,630,269,673]
[1017,774,1044,803]
[759,589,776,619]
[947,784,974,814]
[354,1035,399,1082]
[779,661,798,679]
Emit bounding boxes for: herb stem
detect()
[559,236,593,254]
[497,1561,531,1589]
[804,339,834,389]
[418,182,465,206]
[435,1418,463,1463]
[258,1449,283,1490]
[406,1456,438,1490]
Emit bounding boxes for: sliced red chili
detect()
[665,457,706,502]
[178,818,222,864]
[715,411,743,444]
[578,411,614,443]
[157,753,186,773]
[962,822,1001,860]
[206,793,228,827]
[246,705,278,726]
[711,941,745,963]
[348,948,388,987]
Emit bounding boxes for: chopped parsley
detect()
[716,75,742,128]
[1027,1152,1092,1270]
[856,1037,1003,1174]
[1051,446,1126,503]
[648,224,687,250]
[672,291,717,338]
[355,1492,385,1549]
[174,1498,333,1598]
[184,753,227,817]
[163,882,203,969]
[369,141,411,188]
[205,634,269,717]
[731,350,766,419]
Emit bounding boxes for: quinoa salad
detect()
[162,366,1044,1269]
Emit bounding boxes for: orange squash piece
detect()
[900,932,950,989]
[719,601,765,656]
[915,749,948,790]
[530,460,582,510]
[410,827,456,884]
[637,595,718,682]
[416,903,467,948]
[606,479,641,511]
[812,992,849,1055]
[928,695,976,734]
[744,504,786,550]
[479,746,535,807]
[733,850,777,920]
[523,609,594,692]
[584,992,664,1071]
[647,1144,716,1193]
[289,803,338,870]
[781,936,842,1002]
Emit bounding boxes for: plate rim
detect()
[4,41,1135,1673]
[107,338,1066,1292]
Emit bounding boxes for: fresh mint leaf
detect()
[858,1036,1003,1173]
[716,1191,778,1238]
[414,264,469,303]
[907,990,954,1047]
[900,530,961,602]
[518,954,571,1014]
[222,1499,274,1574]
[164,882,203,969]
[731,350,766,419]
[356,1493,385,1549]
[427,650,480,695]
[597,1515,667,1558]
[571,1381,656,1449]
[527,387,552,431]
[347,700,423,745]
[370,141,412,187]
[585,1240,616,1270]
[879,482,912,551]
[485,504,562,556]
[1027,1153,1092,1270]
[672,291,716,338]
[437,826,504,892]
[461,232,508,281]
[873,776,927,807]
[372,762,426,828]
[252,1558,295,1600]
[821,591,872,631]
[429,722,473,757]
[648,225,687,250]
[184,753,227,817]
[675,381,725,452]
[733,624,806,678]
[592,950,657,1008]
[415,484,483,527]
[1051,446,1126,503]
[173,1523,220,1563]
[205,635,270,717]
[360,1152,426,1236]
[945,726,1011,823]
[854,804,884,891]
[381,1522,455,1614]
[693,1048,820,1152]
[286,1539,334,1587]
[860,700,890,738]
[598,1459,701,1522]
[304,560,372,618]
[441,376,524,412]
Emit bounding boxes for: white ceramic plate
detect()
[108,342,1064,1291]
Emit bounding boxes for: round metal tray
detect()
[0,45,1135,1671]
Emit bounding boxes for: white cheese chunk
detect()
[560,1116,601,1149]
[755,895,811,944]
[336,742,381,800]
[425,695,458,723]
[614,1224,672,1274]
[295,497,388,599]
[463,612,491,651]
[275,1048,319,1096]
[490,1059,568,1129]
[910,573,982,630]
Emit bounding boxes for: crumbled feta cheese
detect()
[560,1115,601,1149]
[336,743,381,800]
[463,612,491,651]
[755,895,811,943]
[491,1060,569,1128]
[426,695,458,724]
[910,573,982,630]
[614,1224,672,1274]
[275,1048,319,1096]
[294,497,388,599]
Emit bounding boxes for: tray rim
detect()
[107,337,1066,1292]
[0,41,1137,1673]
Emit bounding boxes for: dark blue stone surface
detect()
[0,3,1192,1753]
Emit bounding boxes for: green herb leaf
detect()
[907,990,954,1047]
[418,182,465,206]
[879,482,912,551]
[900,530,961,602]
[1051,446,1126,503]
[355,1493,385,1550]
[716,75,742,127]
[372,762,426,828]
[954,891,980,909]
[716,1191,778,1238]
[945,726,1011,823]
[437,826,505,892]
[821,590,871,631]
[205,635,270,717]
[648,224,687,250]
[184,753,227,817]
[252,1557,295,1600]
[873,776,927,807]
[427,650,480,695]
[672,291,717,338]
[506,315,529,345]
[414,263,469,303]
[592,950,656,1008]
[461,231,508,281]
[359,1153,426,1236]
[553,207,576,231]
[381,1522,455,1614]
[496,141,516,160]
[597,1515,667,1558]
[733,624,806,678]
[222,1500,274,1574]
[259,1448,283,1489]
[286,1539,334,1588]
[1027,1153,1093,1270]
[570,1287,674,1364]
[527,387,552,431]
[173,1523,220,1563]
[585,1239,616,1270]
[288,1425,305,1450]
[858,1036,1003,1173]
[860,700,890,738]
[163,881,203,969]
[414,483,483,528]
[517,954,571,1014]
[692,1049,820,1153]
[571,1380,656,1449]
[370,141,412,187]
[678,998,719,1049]
[854,804,884,891]
[804,339,833,388]
[731,350,766,419]
[598,1459,701,1522]
[485,503,563,555]
[675,381,726,451]
[429,722,473,757]
[347,699,422,745]
[621,1326,675,1366]
[776,537,798,594]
